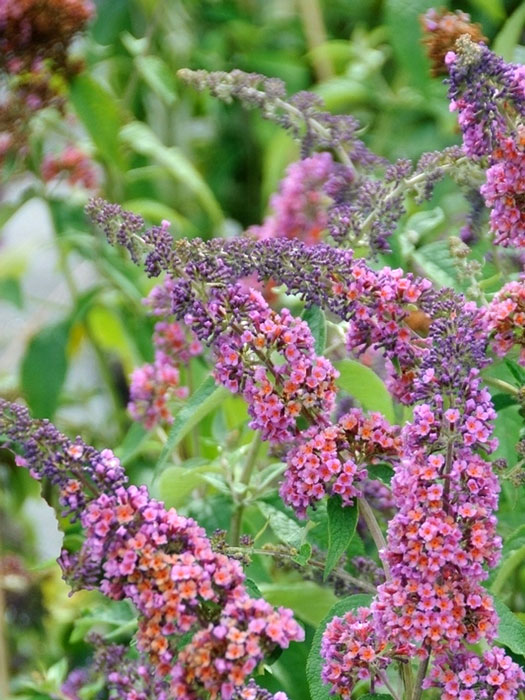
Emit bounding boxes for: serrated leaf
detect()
[69,74,124,168]
[259,581,337,627]
[155,377,229,473]
[494,596,525,658]
[306,594,373,700]
[21,321,70,418]
[257,502,304,549]
[136,55,177,105]
[493,3,525,61]
[302,305,326,354]
[120,122,223,225]
[324,497,358,579]
[334,359,395,423]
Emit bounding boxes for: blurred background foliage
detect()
[1,1,525,698]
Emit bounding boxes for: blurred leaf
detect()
[123,198,194,234]
[257,502,304,549]
[70,601,137,643]
[120,122,223,225]
[367,463,395,485]
[91,0,130,44]
[0,277,23,308]
[21,321,70,418]
[493,3,525,61]
[412,240,457,289]
[383,0,435,91]
[259,581,337,627]
[116,422,150,465]
[324,497,358,579]
[245,577,263,599]
[159,463,221,508]
[302,305,326,354]
[470,0,505,22]
[293,542,313,566]
[360,695,394,700]
[155,377,229,473]
[334,359,395,423]
[70,75,124,168]
[492,393,518,410]
[87,306,136,370]
[494,596,525,658]
[307,594,373,700]
[136,55,177,105]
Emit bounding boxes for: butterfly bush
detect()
[0,402,304,699]
[4,8,525,699]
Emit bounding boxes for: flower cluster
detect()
[212,286,338,443]
[128,320,202,429]
[321,606,394,698]
[281,408,401,518]
[248,151,336,245]
[424,648,525,700]
[480,129,525,247]
[485,278,525,365]
[0,0,93,165]
[41,145,98,189]
[62,484,303,698]
[446,35,525,158]
[420,8,486,77]
[0,400,125,519]
[1,401,304,699]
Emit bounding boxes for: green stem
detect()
[297,0,333,82]
[484,376,519,396]
[229,435,262,545]
[400,662,414,700]
[0,533,9,699]
[412,652,430,700]
[358,497,390,580]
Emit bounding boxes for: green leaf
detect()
[136,55,177,105]
[367,463,395,486]
[383,0,435,91]
[155,377,229,473]
[259,581,337,627]
[115,422,149,466]
[123,198,194,235]
[494,596,525,658]
[70,601,137,644]
[324,497,358,579]
[360,695,394,700]
[492,393,518,411]
[21,321,70,418]
[469,0,505,22]
[159,463,221,508]
[257,502,304,549]
[120,122,223,225]
[493,3,525,62]
[334,359,395,423]
[293,542,313,566]
[306,594,373,700]
[0,277,23,308]
[69,75,124,168]
[302,305,326,354]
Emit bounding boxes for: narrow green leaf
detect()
[120,122,223,225]
[244,577,263,599]
[302,305,326,354]
[136,55,177,105]
[306,594,373,700]
[115,422,149,466]
[493,3,525,61]
[324,497,358,579]
[69,75,124,168]
[21,321,70,418]
[360,694,394,700]
[257,501,304,549]
[494,596,525,658]
[155,377,229,473]
[334,359,395,423]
